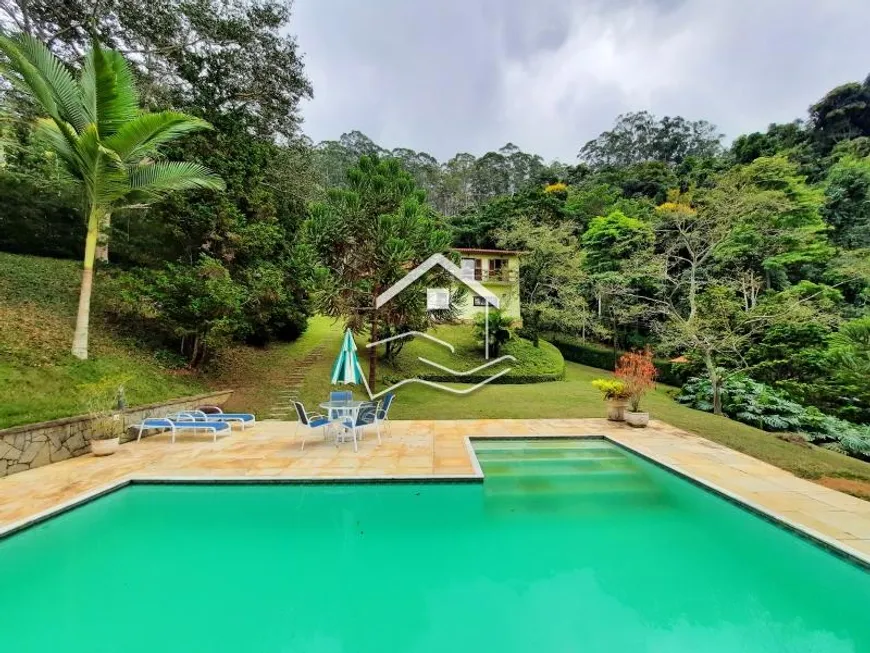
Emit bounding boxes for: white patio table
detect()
[319,399,366,446]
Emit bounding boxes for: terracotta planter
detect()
[91,437,120,456]
[606,399,628,422]
[625,411,649,428]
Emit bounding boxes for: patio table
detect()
[319,400,366,445]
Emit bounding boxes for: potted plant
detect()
[79,378,129,456]
[615,348,658,428]
[591,379,631,421]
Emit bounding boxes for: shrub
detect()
[677,375,870,460]
[544,333,690,386]
[474,308,512,357]
[615,349,657,411]
[591,379,631,400]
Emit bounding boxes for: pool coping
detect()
[1,432,869,571]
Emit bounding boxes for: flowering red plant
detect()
[615,348,658,412]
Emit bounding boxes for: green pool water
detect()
[1,439,869,652]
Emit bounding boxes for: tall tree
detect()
[305,155,452,389]
[495,217,587,345]
[0,34,223,359]
[809,76,870,153]
[0,0,311,139]
[579,111,722,168]
[823,155,870,249]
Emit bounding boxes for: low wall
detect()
[0,390,233,479]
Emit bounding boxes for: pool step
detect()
[474,440,662,505]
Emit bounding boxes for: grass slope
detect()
[0,252,203,428]
[214,315,344,417]
[382,324,564,383]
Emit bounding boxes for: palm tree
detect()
[0,33,224,359]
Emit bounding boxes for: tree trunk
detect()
[95,213,111,263]
[71,208,101,360]
[702,351,724,416]
[712,380,723,416]
[612,314,618,369]
[688,264,697,320]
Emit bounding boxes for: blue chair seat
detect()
[309,416,330,428]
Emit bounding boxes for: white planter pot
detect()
[91,437,120,456]
[625,411,649,428]
[606,399,628,422]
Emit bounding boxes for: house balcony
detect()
[463,269,518,284]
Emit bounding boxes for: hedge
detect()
[544,333,689,387]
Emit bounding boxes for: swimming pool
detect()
[0,438,868,652]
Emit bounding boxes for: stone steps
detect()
[267,343,328,420]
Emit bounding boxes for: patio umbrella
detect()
[331,328,367,387]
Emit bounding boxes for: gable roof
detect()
[375,253,500,310]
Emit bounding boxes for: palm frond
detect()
[89,41,139,138]
[0,34,62,123]
[77,123,128,207]
[3,33,88,132]
[104,111,213,161]
[33,118,85,181]
[125,161,225,204]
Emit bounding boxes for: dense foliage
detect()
[677,376,870,460]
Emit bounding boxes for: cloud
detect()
[292,0,870,162]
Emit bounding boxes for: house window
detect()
[489,258,508,281]
[427,288,450,310]
[473,296,487,307]
[460,258,475,281]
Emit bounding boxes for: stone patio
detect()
[1,418,869,565]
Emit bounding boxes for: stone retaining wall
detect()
[0,390,233,478]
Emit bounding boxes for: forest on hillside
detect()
[0,1,868,456]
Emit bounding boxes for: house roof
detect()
[375,253,500,310]
[452,247,526,256]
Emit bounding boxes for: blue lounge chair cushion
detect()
[141,418,173,429]
[213,413,255,422]
[309,416,329,428]
[173,420,231,432]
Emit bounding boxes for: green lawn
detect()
[381,323,564,383]
[215,315,344,417]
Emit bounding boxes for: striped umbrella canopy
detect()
[330,329,365,385]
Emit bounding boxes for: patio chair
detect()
[374,392,395,437]
[133,416,231,444]
[338,402,377,452]
[195,406,257,430]
[293,401,330,451]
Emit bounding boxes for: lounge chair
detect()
[293,401,329,451]
[189,407,256,430]
[338,402,377,452]
[133,417,231,444]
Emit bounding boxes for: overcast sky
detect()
[292,0,870,162]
